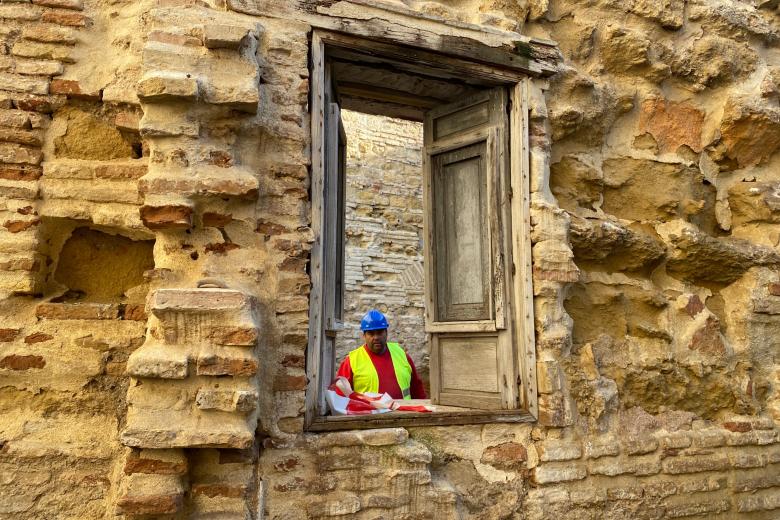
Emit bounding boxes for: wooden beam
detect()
[337,81,443,109]
[304,32,327,429]
[315,29,540,85]
[309,409,536,431]
[340,96,425,122]
[308,4,559,77]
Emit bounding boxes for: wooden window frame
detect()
[305,30,537,431]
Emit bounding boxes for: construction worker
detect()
[336,309,427,400]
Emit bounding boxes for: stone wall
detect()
[335,110,426,382]
[0,0,778,519]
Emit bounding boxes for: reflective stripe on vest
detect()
[348,342,412,399]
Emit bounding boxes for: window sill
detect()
[308,401,535,431]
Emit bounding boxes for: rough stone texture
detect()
[0,0,779,519]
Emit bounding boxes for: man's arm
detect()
[335,355,353,387]
[405,353,427,399]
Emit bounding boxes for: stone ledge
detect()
[137,71,199,101]
[138,166,259,200]
[126,342,189,379]
[202,24,250,50]
[151,288,252,313]
[121,422,255,449]
[196,388,258,413]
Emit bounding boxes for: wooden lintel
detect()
[306,17,559,79]
[339,96,425,122]
[337,82,443,109]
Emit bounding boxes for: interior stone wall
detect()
[0,0,778,519]
[334,109,427,384]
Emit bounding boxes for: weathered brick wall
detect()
[0,0,778,518]
[335,110,426,381]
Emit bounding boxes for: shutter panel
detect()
[306,49,347,421]
[424,88,518,409]
[321,62,346,407]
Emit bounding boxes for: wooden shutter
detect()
[306,42,347,421]
[321,62,346,405]
[424,88,519,410]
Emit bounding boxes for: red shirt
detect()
[337,345,427,399]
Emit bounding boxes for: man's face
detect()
[363,328,388,354]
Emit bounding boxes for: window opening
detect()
[334,110,429,394]
[307,32,537,429]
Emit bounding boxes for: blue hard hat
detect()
[360,309,389,331]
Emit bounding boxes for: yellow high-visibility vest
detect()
[348,342,412,399]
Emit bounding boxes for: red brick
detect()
[40,10,90,27]
[124,453,187,475]
[49,79,100,99]
[207,326,258,346]
[24,332,52,344]
[32,0,84,10]
[197,354,258,377]
[280,353,304,368]
[688,316,726,356]
[0,328,20,342]
[140,205,192,230]
[94,163,147,180]
[115,494,182,516]
[15,95,61,113]
[768,283,780,296]
[256,219,290,235]
[723,421,752,433]
[0,164,42,181]
[481,442,528,469]
[21,23,77,44]
[684,295,704,317]
[0,354,45,370]
[3,219,40,233]
[202,212,232,227]
[273,374,307,391]
[36,302,119,320]
[204,242,240,254]
[122,303,147,321]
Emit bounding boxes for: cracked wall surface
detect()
[0,0,778,519]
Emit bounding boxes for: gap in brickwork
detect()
[46,224,154,303]
[333,110,429,391]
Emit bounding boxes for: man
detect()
[336,309,426,400]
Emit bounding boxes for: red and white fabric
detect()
[326,377,433,415]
